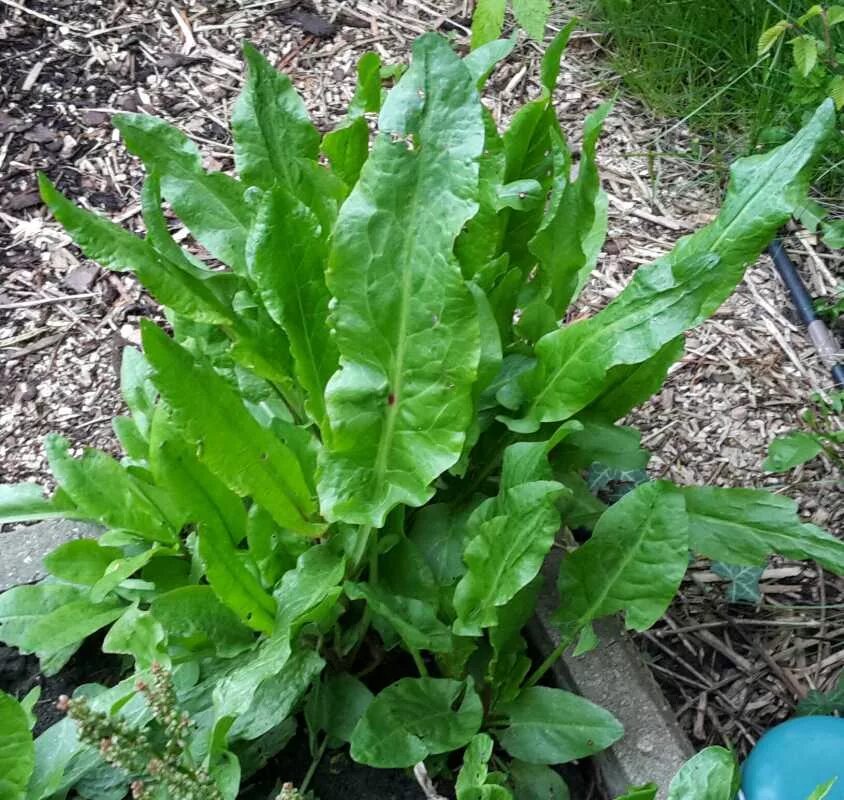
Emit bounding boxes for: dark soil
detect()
[0,635,122,736]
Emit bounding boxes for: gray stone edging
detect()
[528,549,694,799]
[0,519,102,591]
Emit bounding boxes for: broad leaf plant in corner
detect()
[0,23,840,800]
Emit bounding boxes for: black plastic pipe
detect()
[767,239,844,389]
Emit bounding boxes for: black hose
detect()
[767,239,844,389]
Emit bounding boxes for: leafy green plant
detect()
[764,390,844,472]
[0,30,841,799]
[471,0,550,47]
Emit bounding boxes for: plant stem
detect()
[300,736,328,795]
[523,633,573,689]
[411,648,429,678]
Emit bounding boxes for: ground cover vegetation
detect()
[0,26,841,800]
[591,0,844,208]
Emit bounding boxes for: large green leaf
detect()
[322,51,382,189]
[511,101,835,431]
[247,184,337,429]
[318,34,484,526]
[496,686,623,764]
[0,482,74,524]
[471,0,506,48]
[0,583,124,675]
[529,101,611,317]
[344,581,453,652]
[666,747,739,800]
[43,539,122,586]
[454,440,565,634]
[0,691,34,800]
[350,677,483,768]
[114,113,253,274]
[232,42,320,189]
[305,673,374,746]
[45,435,179,543]
[39,175,236,326]
[141,321,321,535]
[683,486,844,572]
[149,408,276,633]
[555,481,688,649]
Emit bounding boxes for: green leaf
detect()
[149,408,276,633]
[141,321,321,535]
[102,604,167,668]
[798,674,844,716]
[497,686,623,764]
[829,5,844,24]
[763,431,824,471]
[666,747,739,800]
[683,486,844,572]
[305,673,374,746]
[472,0,506,48]
[45,435,179,543]
[43,539,123,586]
[150,585,254,657]
[0,691,35,800]
[510,760,570,800]
[322,52,382,188]
[457,734,513,800]
[529,102,610,317]
[540,20,577,94]
[822,218,844,246]
[758,20,790,55]
[807,779,837,800]
[232,42,320,189]
[464,37,516,88]
[39,174,237,327]
[793,35,819,76]
[555,481,689,644]
[409,503,473,586]
[710,562,764,603]
[511,101,835,430]
[0,482,73,524]
[350,677,483,768]
[345,582,453,652]
[798,4,823,24]
[0,583,124,676]
[512,0,551,41]
[579,336,684,422]
[454,440,565,634]
[318,34,484,526]
[228,649,324,742]
[613,785,658,800]
[246,184,337,429]
[90,544,166,602]
[114,113,253,274]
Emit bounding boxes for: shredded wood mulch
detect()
[1,0,842,763]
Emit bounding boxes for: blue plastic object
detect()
[741,716,844,800]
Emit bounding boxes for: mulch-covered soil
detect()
[1,0,842,763]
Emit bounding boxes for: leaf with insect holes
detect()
[317,34,484,527]
[508,101,834,432]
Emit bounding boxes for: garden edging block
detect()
[528,549,694,799]
[0,520,102,591]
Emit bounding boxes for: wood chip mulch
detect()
[0,0,841,762]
